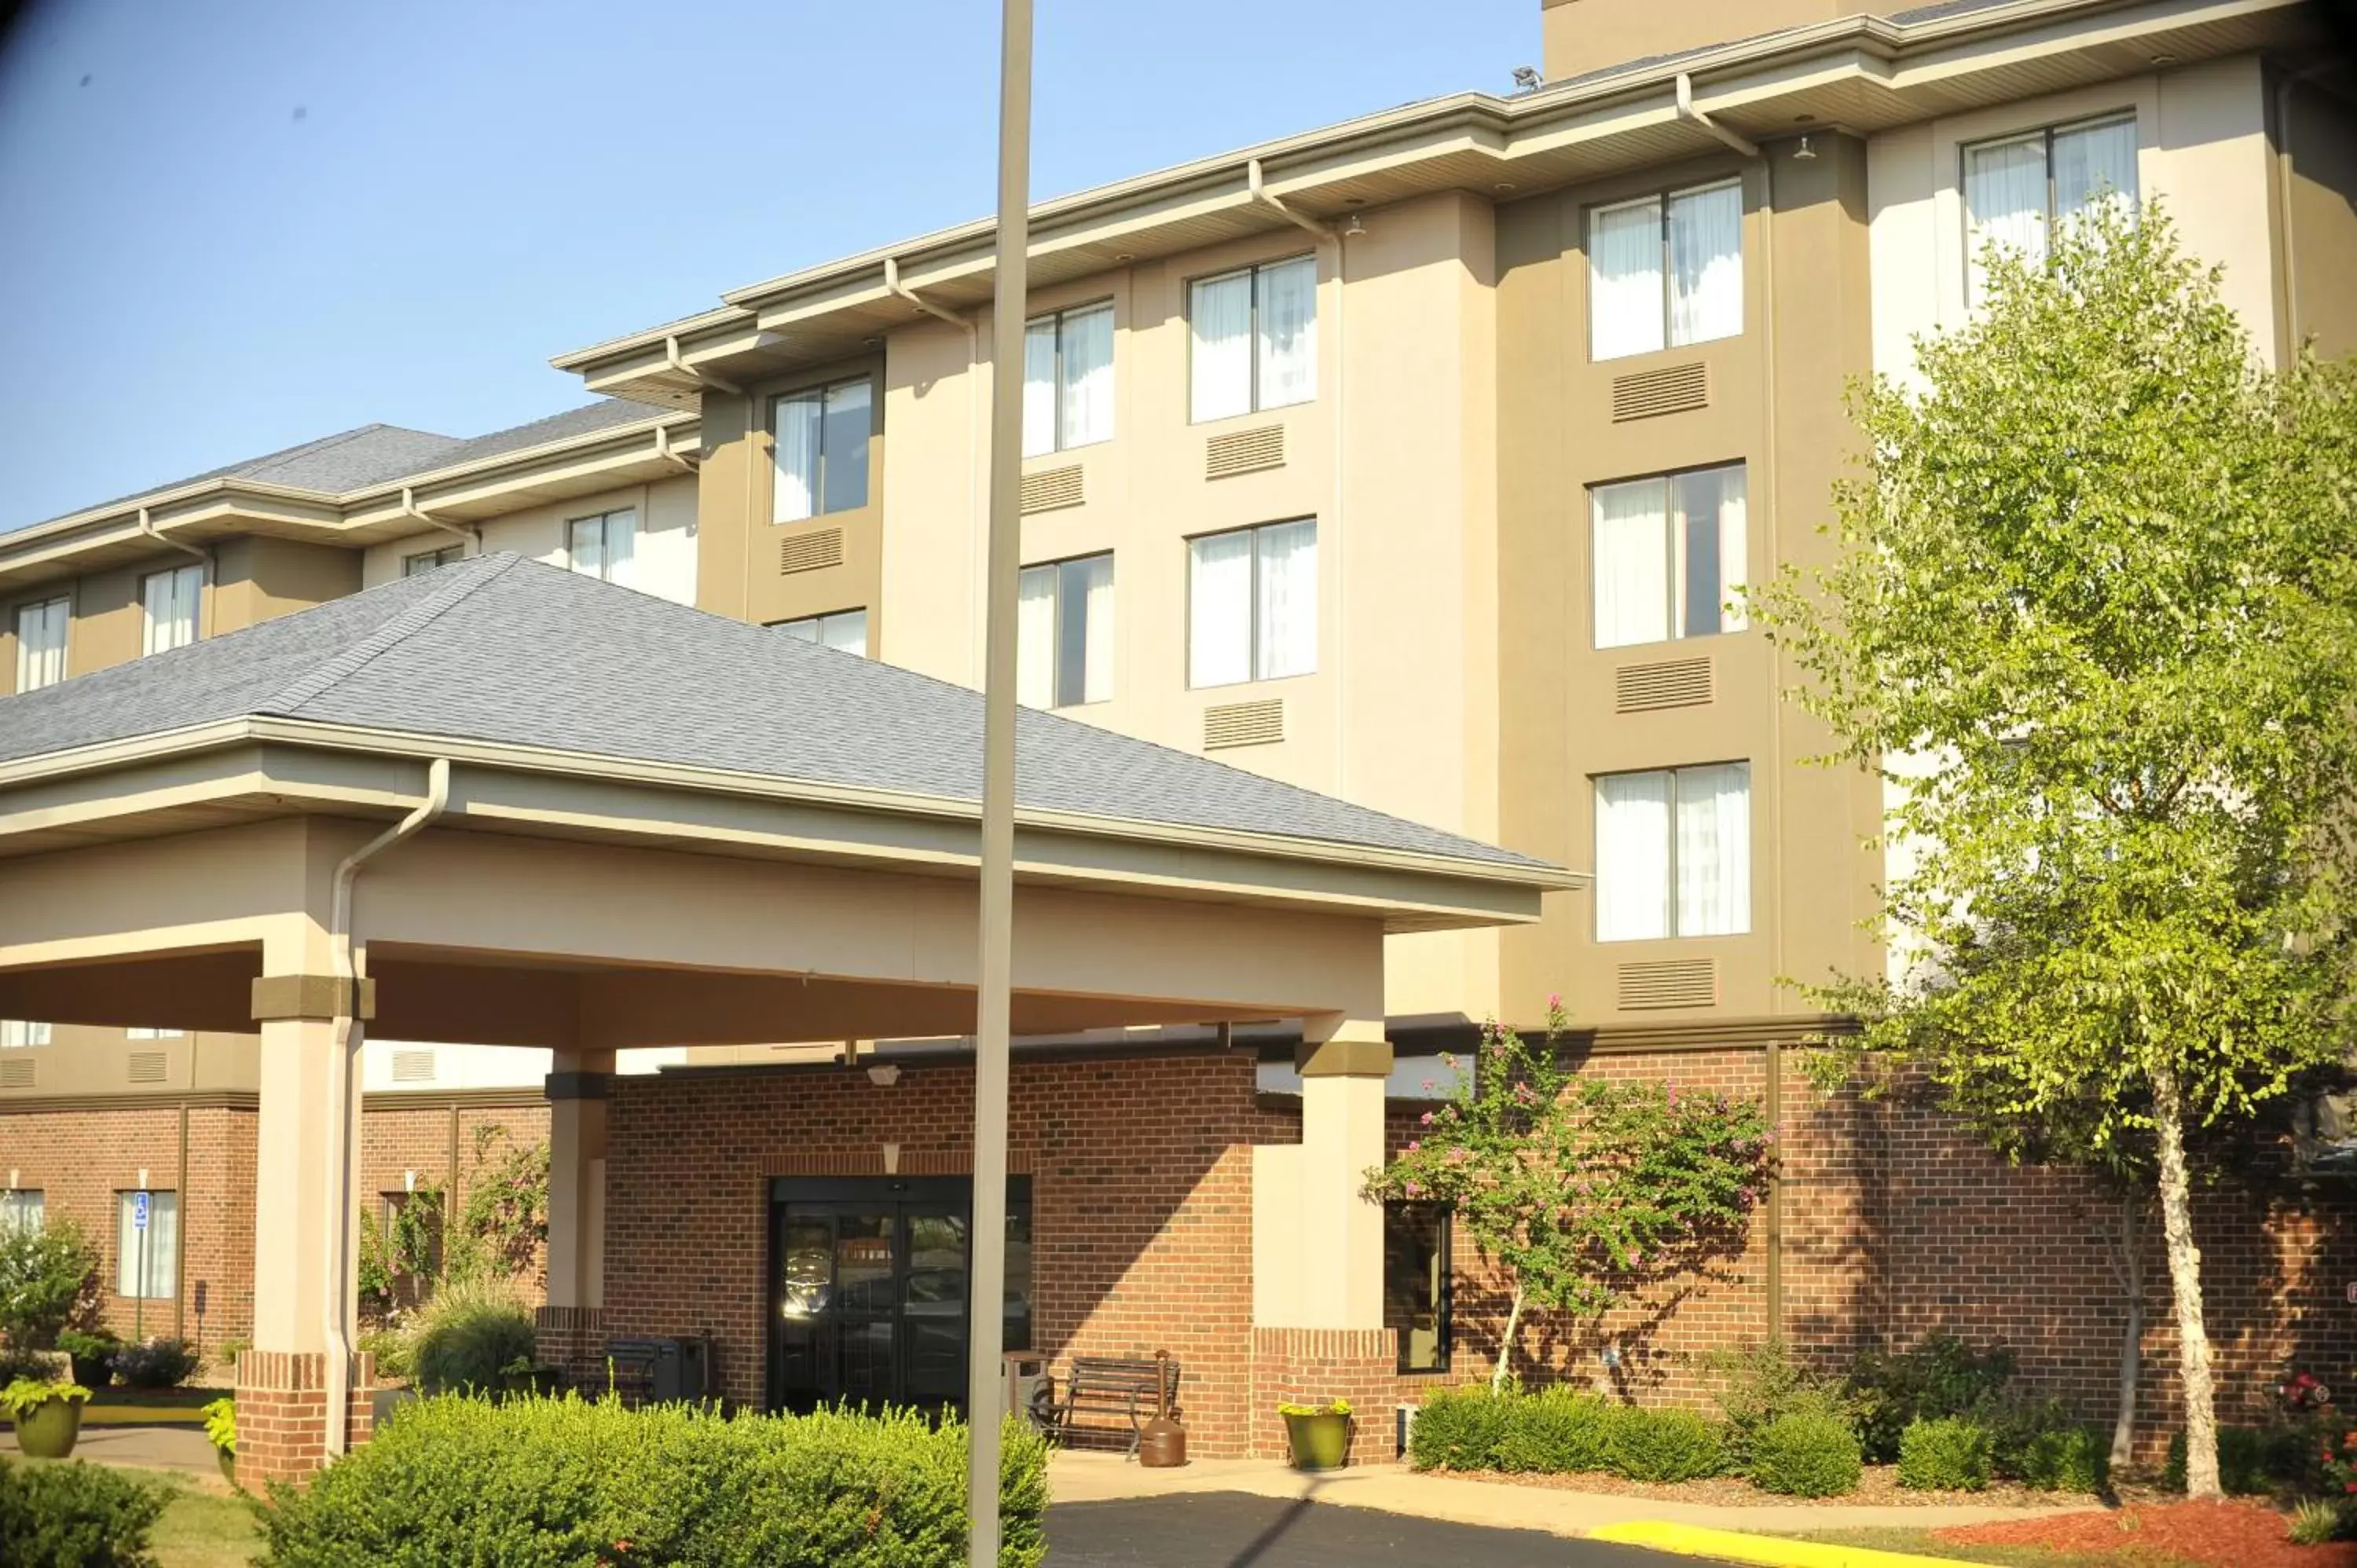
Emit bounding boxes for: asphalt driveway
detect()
[1047,1492,1683,1567]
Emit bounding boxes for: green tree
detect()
[1753,203,2357,1497]
[1363,998,1773,1390]
[0,1221,103,1351]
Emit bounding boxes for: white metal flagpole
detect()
[968,0,1031,1563]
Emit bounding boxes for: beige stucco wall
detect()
[1540,0,1872,82]
[359,473,698,606]
[2278,69,2357,362]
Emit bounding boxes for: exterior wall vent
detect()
[1615,656,1714,713]
[1616,958,1718,1010]
[1203,698,1285,750]
[778,529,845,575]
[0,1060,33,1090]
[1205,424,1285,480]
[1020,464,1085,515]
[126,1051,169,1085]
[1611,361,1710,422]
[391,1050,436,1084]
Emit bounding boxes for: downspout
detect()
[138,507,214,639]
[884,256,983,680]
[322,757,450,1460]
[663,334,741,395]
[401,487,479,556]
[1676,72,1761,157]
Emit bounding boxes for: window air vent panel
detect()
[1020,464,1085,515]
[126,1051,168,1085]
[1611,362,1710,422]
[1616,958,1718,1011]
[1615,656,1714,713]
[391,1050,436,1084]
[0,1060,33,1090]
[1203,698,1285,750]
[778,529,845,575]
[1205,424,1285,480]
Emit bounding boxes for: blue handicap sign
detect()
[133,1191,149,1231]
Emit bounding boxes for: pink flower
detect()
[1548,992,1562,1009]
[1446,1147,1469,1164]
[1405,1181,1424,1198]
[1406,1141,1420,1153]
[1422,1079,1437,1092]
[1419,1112,1435,1127]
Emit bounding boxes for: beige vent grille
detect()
[1617,958,1719,1011]
[1020,464,1085,514]
[1615,656,1714,713]
[126,1051,168,1085]
[778,529,845,575]
[0,1060,34,1090]
[1611,361,1710,422]
[391,1050,436,1084]
[1205,424,1285,479]
[1203,698,1285,750]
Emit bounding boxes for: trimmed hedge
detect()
[1749,1414,1864,1498]
[2011,1424,2109,1493]
[1494,1388,1615,1475]
[1409,1388,1722,1482]
[1610,1406,1725,1482]
[2164,1424,2315,1497]
[1897,1416,1992,1492]
[1407,1387,1515,1471]
[257,1394,1050,1568]
[0,1456,167,1568]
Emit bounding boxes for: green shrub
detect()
[1494,1388,1615,1475]
[1406,1386,1511,1471]
[2163,1424,2312,1497]
[409,1278,536,1395]
[1897,1416,1993,1491]
[2289,1500,2348,1545]
[0,1456,167,1568]
[1610,1406,1726,1482]
[1749,1413,1864,1497]
[1706,1343,1860,1472]
[111,1336,201,1390]
[1846,1335,2014,1463]
[2009,1423,2109,1493]
[357,1323,416,1383]
[257,1393,1050,1568]
[0,1222,102,1352]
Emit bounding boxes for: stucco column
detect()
[538,1050,613,1379]
[1292,1013,1393,1330]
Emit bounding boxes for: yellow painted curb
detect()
[1589,1520,1996,1568]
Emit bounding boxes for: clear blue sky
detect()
[0,0,1534,533]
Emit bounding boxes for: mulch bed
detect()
[1941,1499,2352,1568]
[1426,1463,2084,1509]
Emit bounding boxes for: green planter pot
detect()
[14,1398,84,1460]
[67,1354,111,1390]
[1283,1411,1351,1471]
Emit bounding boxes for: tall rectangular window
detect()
[0,1190,42,1236]
[13,597,68,693]
[769,608,869,657]
[404,544,464,577]
[1589,179,1743,361]
[1188,519,1317,688]
[1017,552,1114,709]
[115,1189,179,1299]
[139,565,203,657]
[1964,114,2137,302]
[1595,763,1752,941]
[1189,256,1318,423]
[566,509,637,588]
[773,378,873,522]
[0,1021,53,1047]
[1591,463,1748,649]
[1385,1203,1453,1374]
[1023,303,1114,456]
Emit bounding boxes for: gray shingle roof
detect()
[0,554,1549,871]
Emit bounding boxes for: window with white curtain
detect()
[403,544,464,577]
[0,1190,42,1236]
[772,378,874,522]
[139,565,203,657]
[1023,303,1115,456]
[115,1189,179,1299]
[1189,256,1318,422]
[1964,114,2137,303]
[0,1020,51,1048]
[1589,179,1743,361]
[1188,519,1316,687]
[1591,463,1748,650]
[566,509,637,588]
[768,608,869,658]
[1594,763,1752,942]
[1017,552,1115,709]
[13,596,68,692]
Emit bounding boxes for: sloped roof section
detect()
[0,554,1550,871]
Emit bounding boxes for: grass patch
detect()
[1796,1526,2188,1568]
[149,1478,261,1568]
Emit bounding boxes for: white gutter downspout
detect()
[1676,72,1761,157]
[138,507,214,639]
[401,487,479,555]
[663,334,742,396]
[322,757,450,1460]
[883,255,984,681]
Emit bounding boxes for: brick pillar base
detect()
[234,1350,375,1485]
[1249,1327,1417,1464]
[535,1305,606,1389]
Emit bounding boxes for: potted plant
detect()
[1277,1398,1353,1471]
[202,1395,237,1487]
[499,1354,563,1398]
[2,1377,91,1459]
[57,1328,119,1390]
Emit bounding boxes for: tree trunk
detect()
[1493,1284,1525,1394]
[2107,1189,2146,1471]
[2150,1063,2220,1498]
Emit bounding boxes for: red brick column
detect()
[1248,1327,1424,1464]
[234,1350,374,1484]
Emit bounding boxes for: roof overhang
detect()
[552,0,2320,404]
[0,716,1583,934]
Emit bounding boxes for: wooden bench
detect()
[1050,1355,1180,1457]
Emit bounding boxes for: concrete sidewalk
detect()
[0,1423,221,1480]
[1047,1453,2083,1538]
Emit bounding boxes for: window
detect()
[114,1189,178,1299]
[403,544,464,577]
[0,1190,42,1236]
[566,509,637,587]
[1589,179,1743,361]
[1591,464,1748,649]
[773,378,873,522]
[1187,519,1317,688]
[1017,552,1114,709]
[13,597,68,693]
[139,564,203,656]
[1023,303,1114,456]
[1964,114,2137,302]
[1385,1203,1452,1373]
[1189,255,1317,423]
[0,1021,51,1048]
[769,609,869,657]
[1595,763,1752,942]
[126,1027,183,1040]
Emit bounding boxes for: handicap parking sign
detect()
[133,1190,149,1231]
